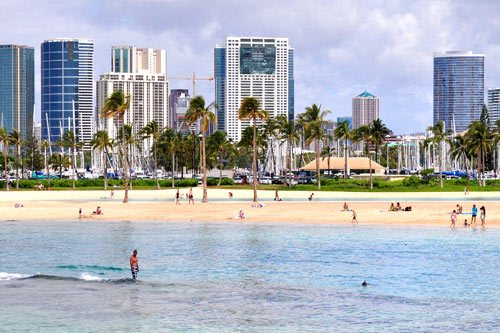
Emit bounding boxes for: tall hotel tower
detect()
[215,37,294,141]
[352,91,379,130]
[96,47,168,149]
[41,38,94,146]
[0,45,34,140]
[433,51,484,133]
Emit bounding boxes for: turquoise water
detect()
[0,221,499,331]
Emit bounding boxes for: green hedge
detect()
[206,178,234,186]
[0,178,198,189]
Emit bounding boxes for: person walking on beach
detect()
[480,206,486,226]
[308,193,314,201]
[352,210,358,224]
[274,190,280,201]
[175,189,181,205]
[464,186,469,195]
[188,188,194,205]
[450,210,457,228]
[130,250,139,280]
[471,204,477,225]
[110,190,114,199]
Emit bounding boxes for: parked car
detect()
[233,177,244,184]
[259,176,272,185]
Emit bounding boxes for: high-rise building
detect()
[433,51,484,132]
[169,89,199,135]
[352,91,379,130]
[111,46,166,74]
[487,88,500,123]
[336,116,352,129]
[96,46,168,149]
[41,38,94,146]
[0,45,34,140]
[214,37,294,141]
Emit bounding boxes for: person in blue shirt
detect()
[471,204,478,225]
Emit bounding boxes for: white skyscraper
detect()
[215,37,294,142]
[488,88,500,122]
[96,47,169,149]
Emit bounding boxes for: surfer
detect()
[130,250,139,279]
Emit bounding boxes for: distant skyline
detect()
[2,0,500,133]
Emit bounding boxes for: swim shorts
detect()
[131,266,138,279]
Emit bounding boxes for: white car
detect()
[259,177,272,185]
[233,177,244,184]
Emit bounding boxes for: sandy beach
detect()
[0,188,498,226]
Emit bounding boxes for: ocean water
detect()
[0,220,499,332]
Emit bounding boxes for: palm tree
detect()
[449,134,471,173]
[355,125,375,189]
[279,116,300,188]
[425,121,451,188]
[208,131,235,186]
[0,128,10,191]
[91,131,113,190]
[238,97,269,202]
[302,104,331,189]
[185,96,216,203]
[334,120,355,179]
[370,119,390,162]
[101,90,131,203]
[321,145,336,179]
[160,128,178,188]
[41,140,51,188]
[8,130,21,189]
[467,120,493,187]
[58,130,83,190]
[50,153,70,179]
[139,120,162,189]
[262,118,280,175]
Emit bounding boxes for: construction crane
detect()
[167,72,214,97]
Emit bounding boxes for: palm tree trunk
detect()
[46,152,50,188]
[71,147,76,190]
[4,147,9,191]
[344,139,348,178]
[15,146,19,189]
[103,150,108,191]
[482,146,486,187]
[218,151,223,186]
[202,132,208,203]
[369,143,373,190]
[252,123,258,202]
[288,138,292,189]
[123,123,129,203]
[171,150,175,188]
[316,138,321,189]
[154,140,160,190]
[477,151,481,187]
[438,143,443,188]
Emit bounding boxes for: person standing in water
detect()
[130,250,139,279]
[480,206,486,226]
[450,210,457,228]
[471,204,477,225]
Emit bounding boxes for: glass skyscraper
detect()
[0,45,34,140]
[487,88,500,123]
[433,51,484,133]
[41,38,94,146]
[214,37,294,142]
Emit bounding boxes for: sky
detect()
[2,0,500,134]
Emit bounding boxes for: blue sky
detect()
[2,0,500,134]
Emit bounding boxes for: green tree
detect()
[370,119,390,162]
[321,145,336,179]
[238,97,269,202]
[8,130,21,189]
[41,140,51,188]
[302,104,331,189]
[449,134,471,174]
[425,121,451,188]
[278,116,300,188]
[185,96,216,202]
[0,128,10,191]
[208,131,235,186]
[467,120,493,186]
[58,130,84,190]
[139,120,162,189]
[101,90,131,203]
[90,131,114,190]
[50,153,70,179]
[355,125,375,189]
[334,120,355,179]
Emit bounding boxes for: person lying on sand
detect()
[251,202,266,208]
[14,203,24,208]
[342,202,352,211]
